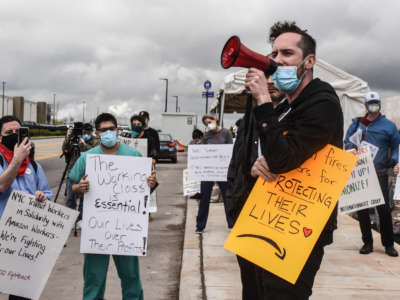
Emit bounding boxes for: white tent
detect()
[212,59,369,131]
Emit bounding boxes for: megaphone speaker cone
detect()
[221,36,241,69]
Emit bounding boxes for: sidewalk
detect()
[180,200,400,300]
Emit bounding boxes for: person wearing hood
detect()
[345,91,399,257]
[244,21,344,299]
[195,114,233,233]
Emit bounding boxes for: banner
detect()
[81,154,152,256]
[224,145,357,284]
[120,137,148,157]
[183,169,201,196]
[0,190,78,299]
[188,144,233,182]
[339,146,384,214]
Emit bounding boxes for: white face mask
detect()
[367,103,380,114]
[207,122,217,131]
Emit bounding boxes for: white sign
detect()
[81,154,152,256]
[0,190,78,300]
[149,191,157,213]
[183,169,201,196]
[393,145,400,200]
[188,144,233,182]
[120,137,148,157]
[339,146,384,214]
[349,128,362,147]
[360,141,379,161]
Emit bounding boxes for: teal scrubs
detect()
[69,143,144,300]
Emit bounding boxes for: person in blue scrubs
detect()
[0,115,52,300]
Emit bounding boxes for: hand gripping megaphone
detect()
[220,35,277,76]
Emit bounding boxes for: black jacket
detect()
[255,78,343,245]
[143,127,160,159]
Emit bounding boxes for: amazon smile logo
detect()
[236,234,286,260]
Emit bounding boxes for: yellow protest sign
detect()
[224,145,357,284]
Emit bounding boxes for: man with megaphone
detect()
[223,21,344,300]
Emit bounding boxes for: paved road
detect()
[0,138,186,299]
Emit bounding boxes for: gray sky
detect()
[1,0,399,128]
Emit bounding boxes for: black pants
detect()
[237,243,325,300]
[196,181,234,230]
[9,295,30,300]
[357,174,394,247]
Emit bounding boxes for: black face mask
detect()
[1,134,18,151]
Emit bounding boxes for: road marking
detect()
[35,153,62,161]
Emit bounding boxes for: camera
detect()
[71,122,83,145]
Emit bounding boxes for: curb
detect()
[179,199,203,300]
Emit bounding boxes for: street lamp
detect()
[82,100,86,122]
[53,93,56,125]
[159,78,168,112]
[172,96,179,112]
[2,81,5,117]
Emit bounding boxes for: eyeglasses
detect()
[97,126,116,133]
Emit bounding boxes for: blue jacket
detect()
[0,153,52,217]
[344,115,400,172]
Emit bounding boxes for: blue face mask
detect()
[82,134,91,142]
[100,130,117,148]
[272,59,307,94]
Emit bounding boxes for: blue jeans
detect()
[196,181,234,230]
[66,177,83,221]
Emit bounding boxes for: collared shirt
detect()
[0,153,52,217]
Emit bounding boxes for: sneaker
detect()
[195,229,204,234]
[385,246,399,257]
[359,243,373,254]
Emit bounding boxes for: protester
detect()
[345,91,399,257]
[242,21,344,299]
[175,128,204,148]
[62,122,99,224]
[69,113,157,300]
[195,114,233,233]
[225,74,285,299]
[138,111,160,161]
[0,116,52,300]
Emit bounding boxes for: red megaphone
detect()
[220,36,277,75]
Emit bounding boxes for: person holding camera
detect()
[62,122,99,221]
[69,113,157,300]
[344,92,399,257]
[0,116,52,300]
[243,21,343,299]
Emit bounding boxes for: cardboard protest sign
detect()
[120,137,148,157]
[394,145,400,200]
[183,169,201,196]
[149,191,157,213]
[0,190,78,299]
[81,154,152,256]
[360,141,379,161]
[188,144,233,182]
[224,145,357,284]
[339,146,384,214]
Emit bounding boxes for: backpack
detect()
[0,155,38,174]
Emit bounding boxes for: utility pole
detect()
[159,78,168,112]
[82,100,86,122]
[173,96,178,112]
[53,93,56,125]
[2,81,5,117]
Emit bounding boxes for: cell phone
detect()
[18,127,30,144]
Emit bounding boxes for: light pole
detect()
[159,78,168,112]
[53,93,56,125]
[2,81,5,117]
[82,100,86,122]
[172,96,179,112]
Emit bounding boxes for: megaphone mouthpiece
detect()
[220,35,277,76]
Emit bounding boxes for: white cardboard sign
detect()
[393,145,400,200]
[188,144,233,182]
[81,154,152,256]
[120,137,148,157]
[0,190,78,300]
[183,169,201,196]
[339,146,384,214]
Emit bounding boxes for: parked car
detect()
[159,133,177,163]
